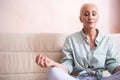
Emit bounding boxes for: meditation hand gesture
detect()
[36,54,55,68]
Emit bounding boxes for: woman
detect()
[36,3,120,80]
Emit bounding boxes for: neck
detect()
[83,28,98,40]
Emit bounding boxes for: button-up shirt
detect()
[61,30,120,78]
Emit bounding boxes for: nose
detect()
[89,14,93,19]
[88,14,93,20]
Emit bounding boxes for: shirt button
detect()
[88,65,94,68]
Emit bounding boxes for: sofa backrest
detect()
[0,33,68,52]
[0,33,119,53]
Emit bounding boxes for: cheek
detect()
[95,16,99,22]
[81,18,87,22]
[95,18,98,23]
[80,16,87,23]
[82,18,88,23]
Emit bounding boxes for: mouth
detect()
[88,22,94,24]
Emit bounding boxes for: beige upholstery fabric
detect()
[0,33,120,80]
[0,33,67,80]
[0,33,67,51]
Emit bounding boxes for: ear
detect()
[79,16,83,23]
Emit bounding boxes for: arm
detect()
[60,36,74,74]
[105,37,120,74]
[35,54,68,73]
[36,36,74,74]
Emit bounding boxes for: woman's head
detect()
[79,3,99,29]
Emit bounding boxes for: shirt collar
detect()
[80,29,102,45]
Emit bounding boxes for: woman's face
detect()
[80,4,99,29]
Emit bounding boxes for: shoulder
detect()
[99,32,112,41]
[100,33,115,45]
[66,31,82,39]
[64,31,82,43]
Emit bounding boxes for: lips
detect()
[88,22,94,24]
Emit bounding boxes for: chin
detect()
[88,25,95,28]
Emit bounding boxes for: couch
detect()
[0,33,120,80]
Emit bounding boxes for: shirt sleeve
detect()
[105,37,120,74]
[60,36,74,74]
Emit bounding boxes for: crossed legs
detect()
[48,67,77,80]
[101,71,120,80]
[48,67,120,80]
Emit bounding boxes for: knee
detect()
[48,67,61,75]
[48,67,64,80]
[48,67,76,80]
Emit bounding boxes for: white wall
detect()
[0,0,119,34]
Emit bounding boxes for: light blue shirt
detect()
[61,30,120,78]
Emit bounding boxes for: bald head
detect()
[80,3,98,16]
[79,3,99,28]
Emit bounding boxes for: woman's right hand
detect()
[35,54,55,68]
[35,54,68,73]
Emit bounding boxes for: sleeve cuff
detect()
[107,63,120,74]
[61,61,73,74]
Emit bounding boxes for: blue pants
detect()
[48,67,120,80]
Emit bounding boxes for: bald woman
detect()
[36,3,120,80]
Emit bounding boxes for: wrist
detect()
[50,61,57,67]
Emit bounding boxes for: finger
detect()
[36,55,40,63]
[45,56,53,67]
[37,55,41,64]
[44,57,48,67]
[40,56,46,67]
